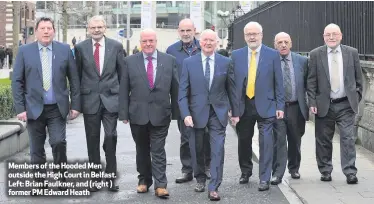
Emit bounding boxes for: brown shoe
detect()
[155,188,169,198]
[136,185,148,193]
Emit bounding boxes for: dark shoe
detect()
[108,180,119,192]
[205,169,211,180]
[346,174,358,184]
[239,173,252,184]
[320,173,332,182]
[208,191,221,201]
[258,181,270,191]
[194,183,205,192]
[290,172,300,179]
[155,188,169,198]
[175,173,193,183]
[270,176,282,185]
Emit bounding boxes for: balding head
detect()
[323,23,342,49]
[274,32,292,56]
[178,18,196,43]
[140,28,157,55]
[200,29,218,56]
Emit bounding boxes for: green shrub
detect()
[0,84,15,120]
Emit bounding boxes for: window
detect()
[36,1,45,10]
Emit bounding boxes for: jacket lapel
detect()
[320,46,330,84]
[33,42,43,79]
[136,53,151,90]
[51,41,57,83]
[210,53,220,90]
[256,45,265,80]
[86,39,100,77]
[291,52,301,88]
[341,45,349,82]
[101,37,111,76]
[153,51,164,89]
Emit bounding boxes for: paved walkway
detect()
[0,117,373,204]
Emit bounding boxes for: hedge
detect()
[0,81,15,120]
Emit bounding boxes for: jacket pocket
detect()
[110,87,119,94]
[80,88,91,95]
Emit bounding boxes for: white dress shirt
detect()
[327,45,345,99]
[201,52,215,89]
[92,37,105,75]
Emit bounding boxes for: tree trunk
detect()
[12,1,20,61]
[62,1,68,43]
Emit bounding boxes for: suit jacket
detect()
[75,37,125,114]
[178,53,239,128]
[290,52,309,121]
[11,41,81,120]
[118,51,179,126]
[231,45,285,118]
[307,44,363,117]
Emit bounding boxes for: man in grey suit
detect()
[271,32,309,185]
[74,15,124,192]
[179,29,239,201]
[307,23,362,184]
[119,28,179,198]
[12,17,80,193]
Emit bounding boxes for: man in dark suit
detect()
[119,28,179,198]
[11,17,80,192]
[179,29,239,201]
[166,18,211,183]
[307,23,362,184]
[74,15,124,192]
[271,32,309,185]
[231,21,285,191]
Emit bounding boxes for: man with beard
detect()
[74,15,125,192]
[166,18,211,183]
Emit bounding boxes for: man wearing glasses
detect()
[307,23,362,184]
[74,15,125,192]
[231,21,284,191]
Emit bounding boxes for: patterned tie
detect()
[94,42,100,75]
[282,58,292,101]
[330,49,340,92]
[41,47,51,91]
[146,56,154,88]
[205,57,211,90]
[246,51,256,98]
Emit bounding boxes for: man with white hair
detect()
[231,21,284,191]
[75,15,125,192]
[179,29,239,201]
[307,23,362,184]
[271,32,309,185]
[119,28,179,198]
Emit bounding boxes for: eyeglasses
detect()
[245,32,262,37]
[323,33,341,38]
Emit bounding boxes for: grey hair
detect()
[88,15,107,27]
[243,21,263,33]
[140,28,157,40]
[324,23,341,33]
[274,32,291,42]
[200,29,218,40]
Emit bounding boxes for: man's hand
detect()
[228,110,232,118]
[122,120,129,124]
[17,111,27,122]
[69,110,80,120]
[231,117,240,126]
[184,116,194,127]
[276,110,284,119]
[310,107,317,114]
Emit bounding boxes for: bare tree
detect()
[12,1,20,60]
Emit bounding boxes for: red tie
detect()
[146,56,154,88]
[94,42,100,74]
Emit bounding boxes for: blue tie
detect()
[205,57,210,89]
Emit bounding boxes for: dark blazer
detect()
[178,53,239,128]
[290,52,309,120]
[12,41,80,120]
[307,44,363,117]
[75,37,125,114]
[118,51,179,126]
[231,45,285,118]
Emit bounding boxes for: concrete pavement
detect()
[0,116,289,203]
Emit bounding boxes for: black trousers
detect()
[130,122,170,189]
[272,102,305,178]
[27,104,67,181]
[83,101,118,180]
[178,118,211,174]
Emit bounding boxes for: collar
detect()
[38,41,53,51]
[248,44,262,54]
[143,50,158,60]
[280,53,292,61]
[179,38,200,51]
[201,52,214,62]
[327,45,341,53]
[92,37,105,47]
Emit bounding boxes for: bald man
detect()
[307,24,362,184]
[119,28,179,198]
[166,18,211,183]
[271,32,309,185]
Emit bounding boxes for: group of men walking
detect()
[11,15,361,201]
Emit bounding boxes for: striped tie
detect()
[42,47,51,91]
